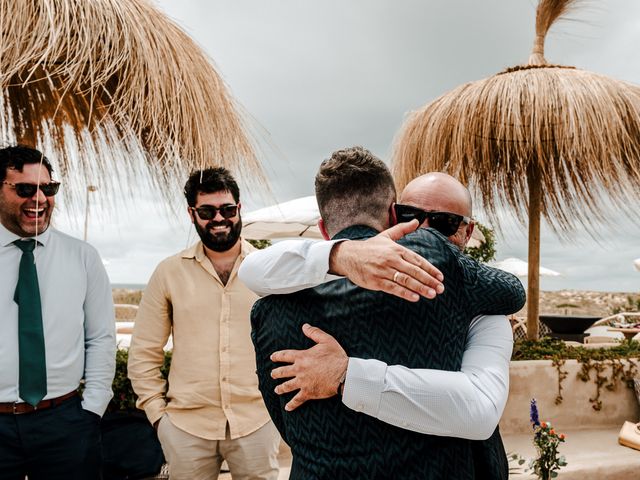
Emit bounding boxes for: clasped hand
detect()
[270,323,348,412]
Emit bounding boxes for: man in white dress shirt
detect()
[0,145,116,479]
[240,168,521,477]
[245,149,524,479]
[240,171,514,436]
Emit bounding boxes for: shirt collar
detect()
[0,222,51,247]
[181,238,253,261]
[331,224,380,241]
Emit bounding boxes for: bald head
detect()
[401,172,472,217]
[400,172,474,250]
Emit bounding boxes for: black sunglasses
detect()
[2,181,61,198]
[190,204,238,220]
[394,203,471,237]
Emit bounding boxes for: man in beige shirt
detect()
[128,167,279,480]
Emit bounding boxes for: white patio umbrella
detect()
[491,257,560,278]
[242,195,487,245]
[634,258,640,272]
[242,196,322,240]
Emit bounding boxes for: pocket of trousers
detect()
[81,408,102,424]
[156,413,169,440]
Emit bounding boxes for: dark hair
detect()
[315,146,396,236]
[183,167,240,207]
[0,145,54,183]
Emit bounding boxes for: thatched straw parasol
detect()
[0,0,266,205]
[392,0,640,339]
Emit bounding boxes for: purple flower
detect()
[530,398,540,428]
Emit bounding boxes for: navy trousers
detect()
[0,395,101,480]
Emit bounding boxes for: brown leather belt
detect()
[0,391,78,414]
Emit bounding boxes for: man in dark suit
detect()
[251,146,525,479]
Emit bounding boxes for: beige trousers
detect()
[157,414,280,480]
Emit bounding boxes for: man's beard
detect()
[195,217,242,252]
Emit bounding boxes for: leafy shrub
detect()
[512,337,640,361]
[529,399,567,479]
[110,349,172,412]
[247,239,272,250]
[512,338,639,410]
[466,222,496,263]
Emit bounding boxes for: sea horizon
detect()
[112,283,147,290]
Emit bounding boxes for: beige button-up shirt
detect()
[128,239,270,440]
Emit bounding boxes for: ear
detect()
[464,221,475,245]
[389,202,398,226]
[188,207,196,224]
[318,218,330,240]
[237,202,242,213]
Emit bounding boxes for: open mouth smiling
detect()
[23,206,47,219]
[207,221,231,233]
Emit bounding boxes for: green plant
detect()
[508,452,526,475]
[551,358,568,405]
[529,399,567,479]
[465,222,496,263]
[512,338,640,361]
[247,239,272,250]
[577,356,638,411]
[110,349,172,412]
[512,338,640,411]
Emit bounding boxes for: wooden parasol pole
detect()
[527,166,542,340]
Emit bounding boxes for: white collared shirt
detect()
[0,223,116,415]
[239,238,513,440]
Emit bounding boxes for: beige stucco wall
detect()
[500,359,640,434]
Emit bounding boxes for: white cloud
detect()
[51,0,640,291]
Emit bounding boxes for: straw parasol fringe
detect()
[393,68,640,233]
[529,0,580,64]
[392,0,640,339]
[0,0,267,205]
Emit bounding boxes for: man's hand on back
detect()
[270,323,348,412]
[329,219,445,302]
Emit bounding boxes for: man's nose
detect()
[32,186,47,203]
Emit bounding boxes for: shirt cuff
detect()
[142,397,168,426]
[342,357,387,416]
[81,388,113,417]
[308,238,346,280]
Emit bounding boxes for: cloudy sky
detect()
[55,0,640,292]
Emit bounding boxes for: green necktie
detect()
[14,239,47,407]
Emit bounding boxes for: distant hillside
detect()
[114,288,639,320]
[520,290,639,317]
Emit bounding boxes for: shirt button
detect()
[222,346,228,352]
[222,377,227,382]
[224,405,230,409]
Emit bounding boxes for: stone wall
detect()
[501,359,640,434]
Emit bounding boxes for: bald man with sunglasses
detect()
[239,171,521,478]
[0,145,115,479]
